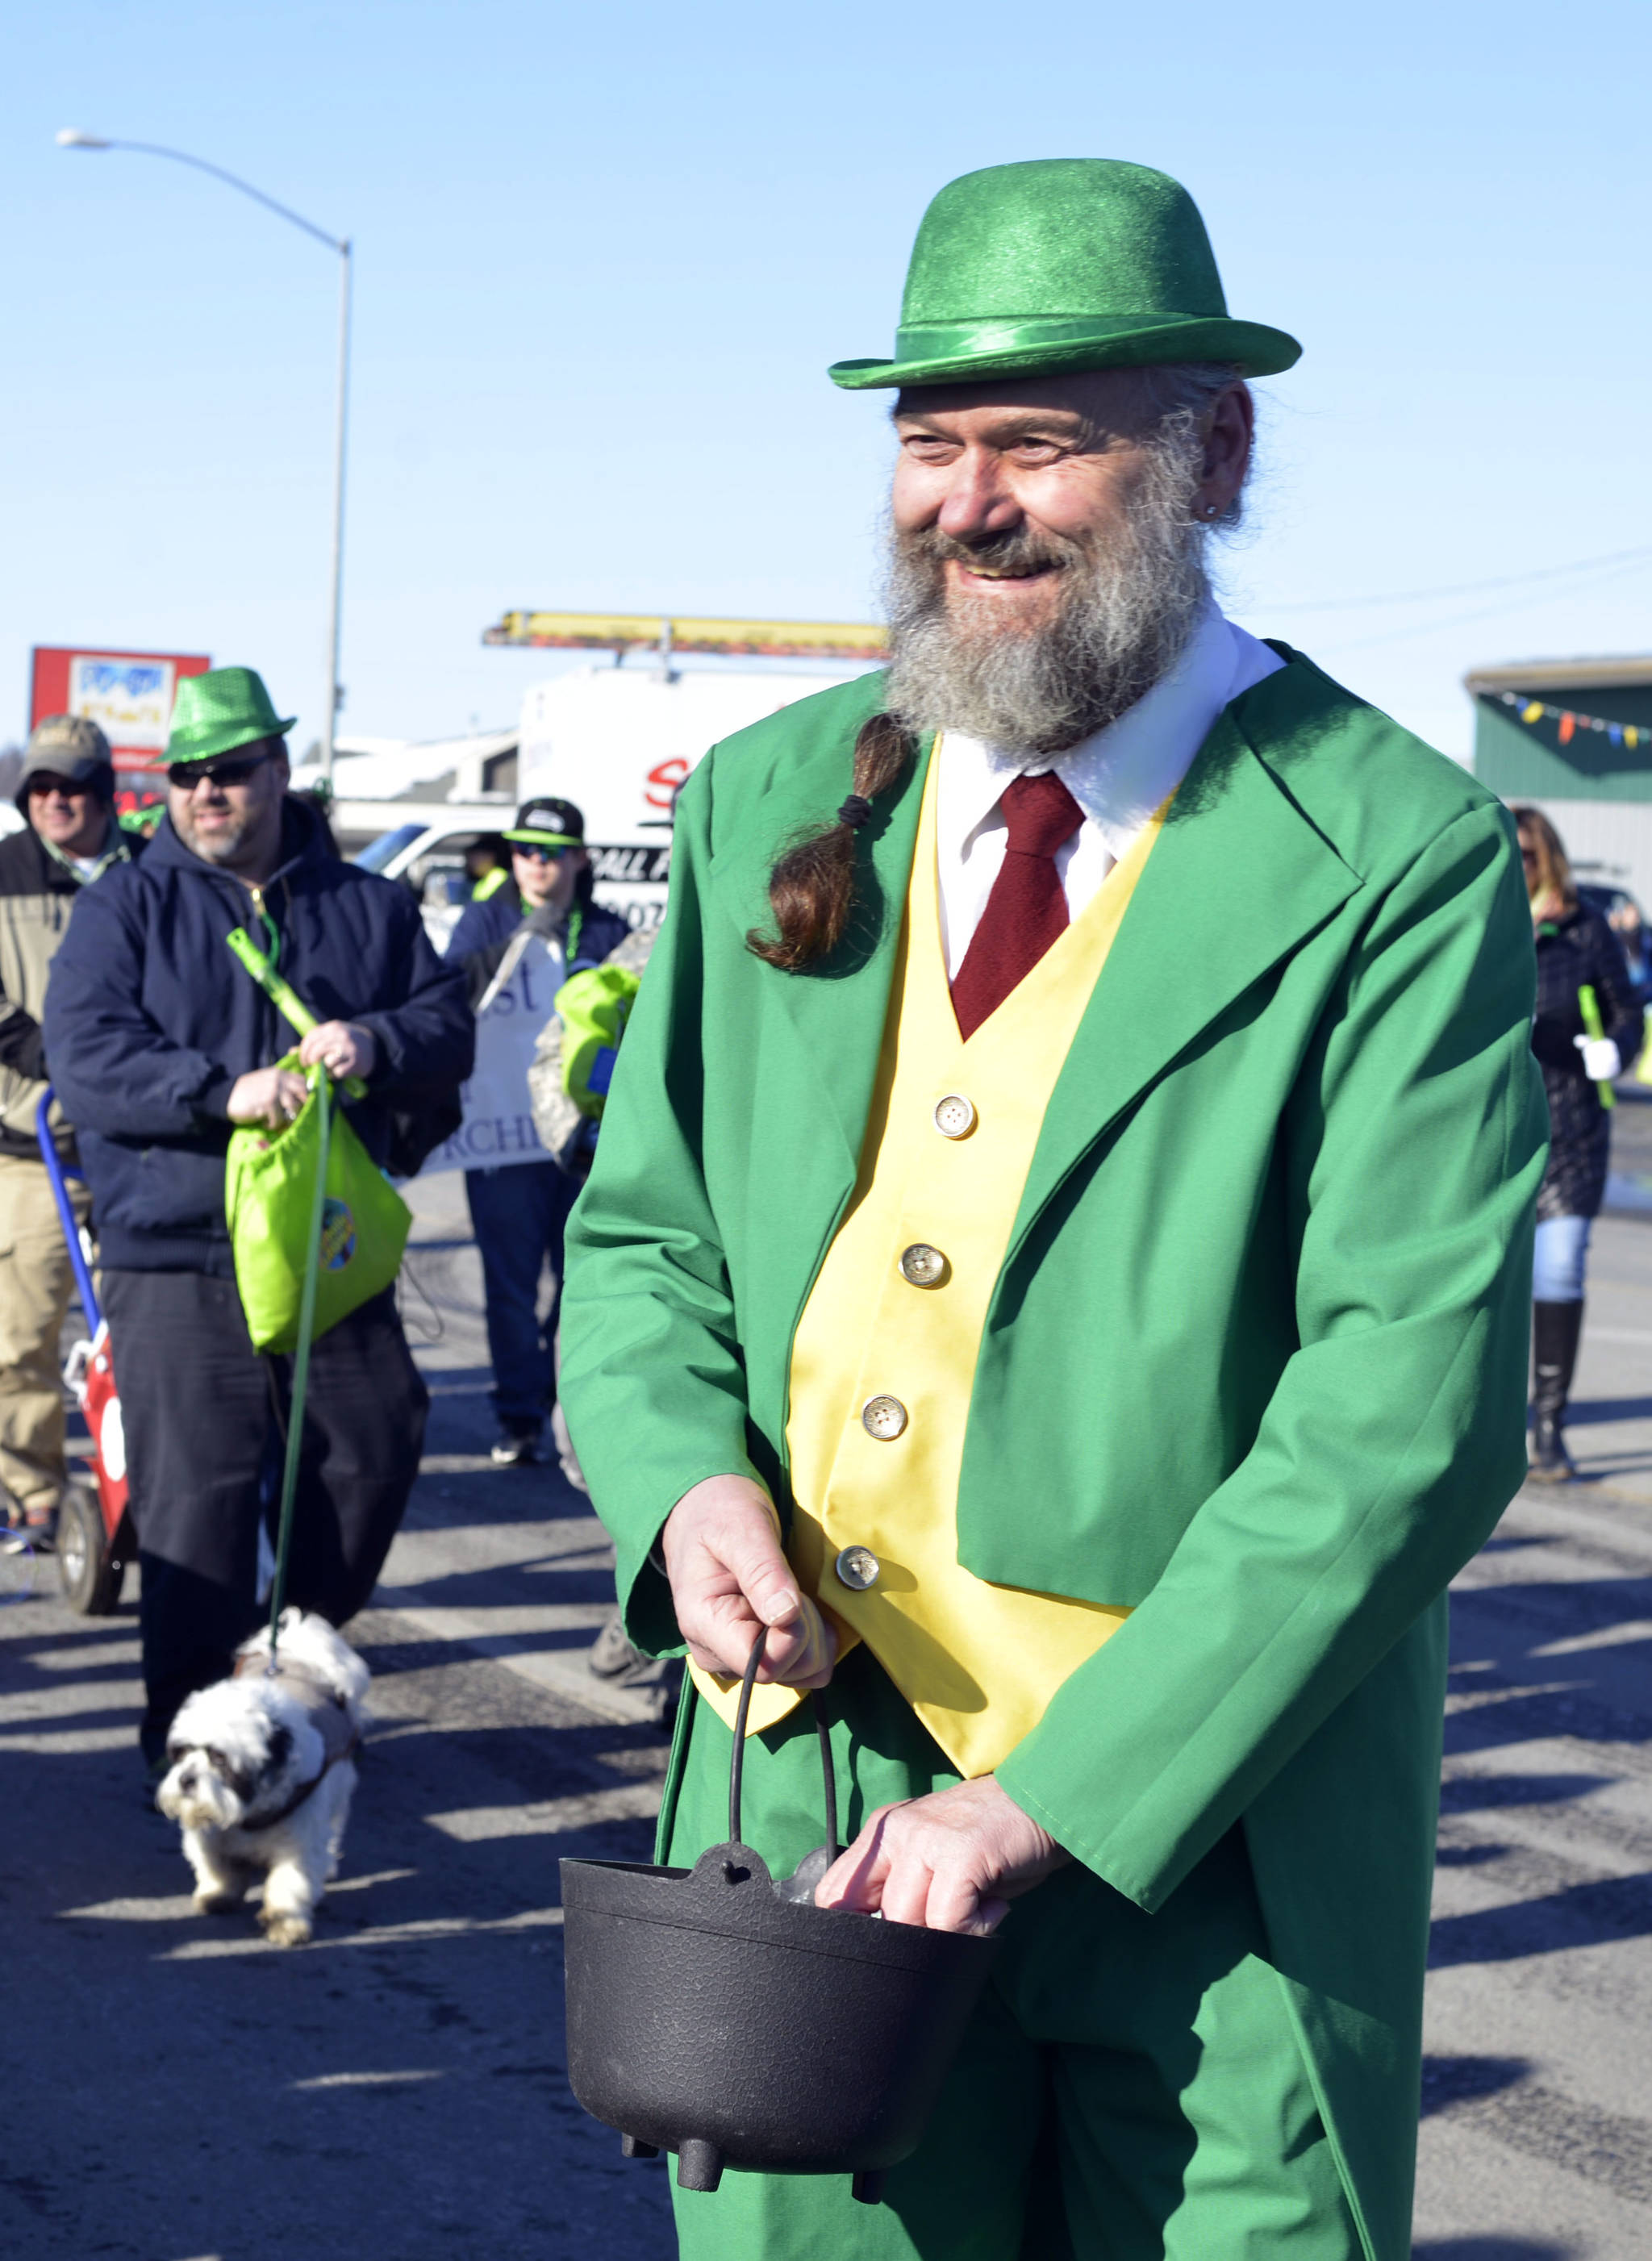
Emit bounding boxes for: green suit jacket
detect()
[560,650,1546,2259]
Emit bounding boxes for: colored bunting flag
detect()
[1493,690,1643,751]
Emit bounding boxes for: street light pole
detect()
[57,130,351,785]
[325,240,353,788]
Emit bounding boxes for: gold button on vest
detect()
[861,1394,909,1441]
[932,1093,976,1138]
[691,751,1166,1775]
[899,1243,948,1287]
[835,1545,881,1591]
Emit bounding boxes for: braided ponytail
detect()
[745,713,915,971]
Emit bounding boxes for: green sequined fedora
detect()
[829,158,1300,392]
[166,666,297,767]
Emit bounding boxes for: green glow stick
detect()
[226,927,367,1099]
[1578,984,1617,1111]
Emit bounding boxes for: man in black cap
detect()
[448,796,628,1465]
[0,716,136,1538]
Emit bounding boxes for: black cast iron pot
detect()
[561,1630,1000,2205]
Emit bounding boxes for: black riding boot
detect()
[1529,1299,1584,1481]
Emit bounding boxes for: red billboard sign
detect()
[30,645,211,807]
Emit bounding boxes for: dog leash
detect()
[264,1063,333,1672]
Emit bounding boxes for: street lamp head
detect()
[56,129,111,149]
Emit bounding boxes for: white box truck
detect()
[347,613,885,943]
[514,661,872,929]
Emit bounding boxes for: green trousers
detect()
[660,1650,1362,2261]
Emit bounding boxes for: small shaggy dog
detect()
[156,1609,369,1947]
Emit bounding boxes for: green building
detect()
[1468,655,1652,907]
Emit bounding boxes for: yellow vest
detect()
[691,752,1165,1775]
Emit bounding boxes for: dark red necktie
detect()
[950,770,1085,1040]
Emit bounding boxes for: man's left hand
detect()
[298,1020,378,1082]
[815,1775,1070,1935]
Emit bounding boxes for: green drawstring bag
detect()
[555,961,643,1121]
[225,1053,411,1352]
[222,928,412,1353]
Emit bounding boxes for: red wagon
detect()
[36,1090,134,1613]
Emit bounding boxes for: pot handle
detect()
[728,1625,839,1865]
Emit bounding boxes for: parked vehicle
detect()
[352,661,875,944]
[350,813,514,951]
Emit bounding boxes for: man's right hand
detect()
[661,1474,836,1688]
[227,1065,311,1128]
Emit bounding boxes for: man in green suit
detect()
[561,159,1546,2260]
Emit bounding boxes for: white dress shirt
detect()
[936,605,1284,978]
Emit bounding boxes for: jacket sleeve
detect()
[995,804,1548,1910]
[42,882,238,1133]
[1589,912,1642,1064]
[0,1002,44,1082]
[448,896,506,962]
[354,904,475,1098]
[558,759,763,1653]
[0,929,44,1078]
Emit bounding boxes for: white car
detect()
[350,816,517,953]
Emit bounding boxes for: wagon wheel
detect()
[57,1483,123,1615]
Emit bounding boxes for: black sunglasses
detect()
[169,750,272,791]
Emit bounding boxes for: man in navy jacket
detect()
[45,668,473,1778]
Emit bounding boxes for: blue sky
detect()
[5,0,1648,763]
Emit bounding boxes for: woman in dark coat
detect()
[1515,806,1643,1477]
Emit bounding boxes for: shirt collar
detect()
[938,603,1280,866]
[40,826,129,886]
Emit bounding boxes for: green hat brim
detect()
[167,717,297,766]
[503,828,581,848]
[829,314,1301,391]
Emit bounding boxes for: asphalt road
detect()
[1413,1120,1652,2261]
[0,1173,677,2261]
[4,1167,1651,2259]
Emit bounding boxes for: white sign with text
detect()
[69,656,177,751]
[424,932,564,1174]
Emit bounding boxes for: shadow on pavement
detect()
[1438,1774,1613,1813]
[1414,2068,1580,2260]
[1560,1395,1652,1427]
[1412,2242,1575,2259]
[1420,2056,1531,2117]
[1433,1568,1652,1965]
[1430,1872,1652,1967]
[1446,1573,1652,1766]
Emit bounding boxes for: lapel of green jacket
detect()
[707,657,1363,1290]
[1007,657,1365,1261]
[708,721,934,1188]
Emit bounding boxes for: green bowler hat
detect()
[829,158,1300,392]
[166,666,297,767]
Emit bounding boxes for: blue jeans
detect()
[465,1162,578,1425]
[1533,1212,1592,1303]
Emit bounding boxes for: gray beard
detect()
[173,807,257,866]
[881,451,1211,757]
